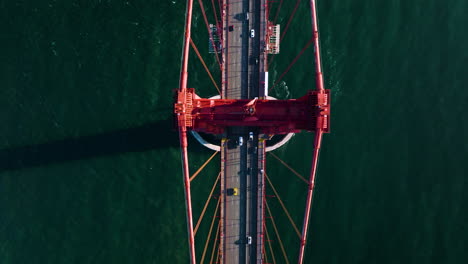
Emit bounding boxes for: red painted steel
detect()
[175,0,330,262]
[175,89,330,135]
[297,0,327,263]
[177,0,197,262]
[297,129,322,264]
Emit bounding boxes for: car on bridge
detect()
[249,146,257,154]
[226,188,238,196]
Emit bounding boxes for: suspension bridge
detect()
[174,0,330,263]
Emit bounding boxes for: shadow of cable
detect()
[0,119,184,172]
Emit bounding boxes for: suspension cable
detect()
[215,239,220,264]
[190,151,219,182]
[190,39,221,95]
[272,0,284,25]
[270,37,314,92]
[268,0,303,68]
[263,243,269,264]
[194,173,221,234]
[279,0,301,43]
[266,199,290,264]
[264,217,277,264]
[197,0,223,70]
[269,153,308,184]
[209,221,220,264]
[210,0,219,30]
[265,173,301,238]
[200,198,220,264]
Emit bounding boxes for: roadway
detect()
[221,0,266,263]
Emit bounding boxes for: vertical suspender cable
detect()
[194,173,221,234]
[190,40,221,94]
[266,200,290,264]
[210,0,219,29]
[190,152,220,182]
[209,222,220,264]
[268,0,301,67]
[270,37,314,91]
[200,199,220,264]
[265,173,301,238]
[264,223,277,264]
[269,153,309,184]
[197,0,223,70]
[279,0,301,43]
[272,0,284,24]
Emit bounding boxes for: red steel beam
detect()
[175,0,330,263]
[297,0,327,263]
[176,89,330,135]
[177,0,197,262]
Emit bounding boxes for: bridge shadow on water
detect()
[0,118,193,172]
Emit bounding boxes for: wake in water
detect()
[269,69,291,99]
[273,81,291,99]
[324,35,342,101]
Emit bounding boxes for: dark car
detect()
[226,188,239,196]
[249,146,257,154]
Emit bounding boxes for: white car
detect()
[238,136,243,146]
[250,29,255,38]
[247,236,252,245]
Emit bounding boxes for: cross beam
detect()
[174,88,330,135]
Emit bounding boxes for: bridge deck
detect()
[220,0,267,263]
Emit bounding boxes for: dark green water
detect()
[1,0,467,263]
